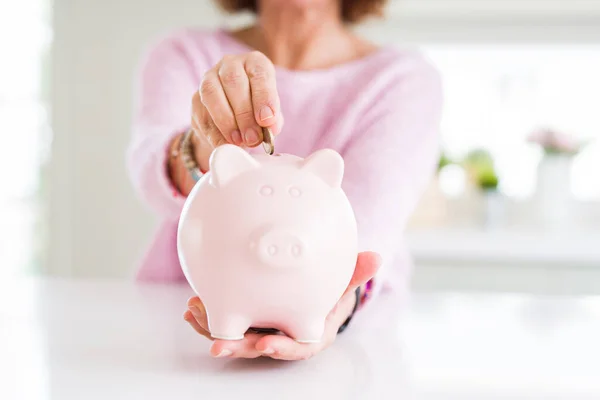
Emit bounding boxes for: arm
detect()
[126,33,205,219]
[130,41,287,207]
[342,60,444,301]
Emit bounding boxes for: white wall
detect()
[358,0,600,43]
[47,0,233,278]
[46,0,600,279]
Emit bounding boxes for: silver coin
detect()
[262,127,275,155]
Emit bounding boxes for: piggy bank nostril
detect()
[291,244,302,257]
[267,245,278,256]
[288,187,302,197]
[259,186,273,196]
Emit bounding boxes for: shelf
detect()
[406,228,600,266]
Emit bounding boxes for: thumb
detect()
[342,251,381,297]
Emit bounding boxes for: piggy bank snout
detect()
[252,227,307,267]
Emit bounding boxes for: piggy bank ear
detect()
[209,144,260,187]
[300,149,345,188]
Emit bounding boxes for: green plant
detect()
[437,152,453,171]
[461,149,500,191]
[463,149,494,168]
[478,167,499,191]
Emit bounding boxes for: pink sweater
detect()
[127,28,443,297]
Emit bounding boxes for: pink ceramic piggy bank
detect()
[177,144,357,343]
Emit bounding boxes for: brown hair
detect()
[216,0,387,24]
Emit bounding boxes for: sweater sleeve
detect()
[341,59,443,299]
[126,32,208,220]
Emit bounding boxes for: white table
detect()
[1,277,599,400]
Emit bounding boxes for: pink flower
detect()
[527,128,581,154]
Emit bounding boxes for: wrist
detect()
[167,130,202,197]
[167,132,187,195]
[358,279,374,309]
[337,286,361,334]
[191,132,212,173]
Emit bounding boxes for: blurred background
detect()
[1,0,599,295]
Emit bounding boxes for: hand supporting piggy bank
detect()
[177,144,358,343]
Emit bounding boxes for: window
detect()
[422,45,600,201]
[0,0,52,276]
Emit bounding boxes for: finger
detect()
[193,92,227,149]
[183,310,213,341]
[255,318,343,361]
[245,51,280,129]
[217,55,262,147]
[251,293,356,361]
[270,113,285,136]
[255,335,323,361]
[327,288,359,325]
[199,68,242,146]
[210,333,265,359]
[186,296,209,331]
[342,251,382,297]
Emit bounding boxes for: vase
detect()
[535,154,573,230]
[483,190,504,230]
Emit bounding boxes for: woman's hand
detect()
[190,51,284,172]
[183,251,381,360]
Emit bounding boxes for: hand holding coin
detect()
[189,51,283,170]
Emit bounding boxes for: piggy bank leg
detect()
[289,319,326,344]
[208,314,250,341]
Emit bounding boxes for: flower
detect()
[527,128,582,155]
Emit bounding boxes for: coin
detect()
[262,127,275,155]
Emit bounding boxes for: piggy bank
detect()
[177,144,357,343]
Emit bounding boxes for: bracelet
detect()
[359,279,374,308]
[168,133,187,197]
[337,287,361,334]
[169,132,184,160]
[336,278,375,335]
[179,129,204,182]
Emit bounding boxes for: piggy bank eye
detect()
[259,185,274,196]
[288,186,302,198]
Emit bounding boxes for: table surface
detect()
[1,277,599,400]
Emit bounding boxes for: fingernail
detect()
[261,348,274,355]
[215,349,232,358]
[244,128,260,146]
[259,106,274,121]
[231,130,242,145]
